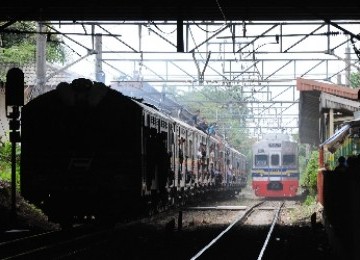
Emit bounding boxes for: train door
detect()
[252,151,269,193]
[268,152,282,191]
[141,112,150,196]
[209,142,215,182]
[157,118,170,194]
[200,135,207,183]
[173,124,179,188]
[168,122,175,188]
[176,125,186,188]
[195,133,202,182]
[186,131,195,185]
[214,142,223,186]
[219,143,226,184]
[144,114,158,193]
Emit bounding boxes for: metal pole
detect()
[8,106,20,223]
[11,112,17,220]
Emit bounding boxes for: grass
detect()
[0,179,60,231]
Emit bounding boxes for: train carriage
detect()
[20,78,248,226]
[251,133,299,197]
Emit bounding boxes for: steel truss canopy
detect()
[1,1,360,21]
[2,1,360,139]
[18,19,356,139]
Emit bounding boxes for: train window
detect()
[271,154,280,166]
[283,154,296,166]
[255,154,268,166]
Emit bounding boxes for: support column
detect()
[177,20,184,53]
[95,34,105,83]
[34,22,47,99]
[329,108,334,137]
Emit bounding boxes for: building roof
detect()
[320,119,360,153]
[296,78,359,100]
[297,78,360,146]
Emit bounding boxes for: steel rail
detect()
[0,225,109,260]
[257,201,285,260]
[190,201,264,260]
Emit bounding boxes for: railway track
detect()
[0,196,335,259]
[189,200,285,259]
[0,224,114,259]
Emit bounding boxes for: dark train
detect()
[251,133,299,197]
[20,78,248,226]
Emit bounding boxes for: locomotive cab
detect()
[251,133,299,198]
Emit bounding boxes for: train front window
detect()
[283,154,296,166]
[255,155,268,167]
[271,154,280,166]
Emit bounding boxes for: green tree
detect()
[350,71,360,88]
[291,134,309,178]
[301,150,319,195]
[0,141,21,188]
[177,84,253,157]
[0,21,67,81]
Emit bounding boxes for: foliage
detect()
[176,85,253,157]
[0,140,58,230]
[350,71,360,88]
[291,134,311,181]
[0,42,35,64]
[0,141,21,188]
[301,150,319,194]
[0,179,60,231]
[303,194,317,206]
[0,21,67,81]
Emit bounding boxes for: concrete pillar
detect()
[329,109,334,137]
[34,21,47,99]
[95,34,105,83]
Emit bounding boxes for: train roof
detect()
[24,80,245,155]
[111,81,195,123]
[138,101,246,155]
[132,98,171,120]
[254,133,294,145]
[262,133,291,141]
[133,98,215,139]
[228,146,246,157]
[320,119,360,154]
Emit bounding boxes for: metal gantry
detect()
[32,20,360,137]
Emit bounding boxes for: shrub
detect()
[0,141,20,187]
[301,150,319,195]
